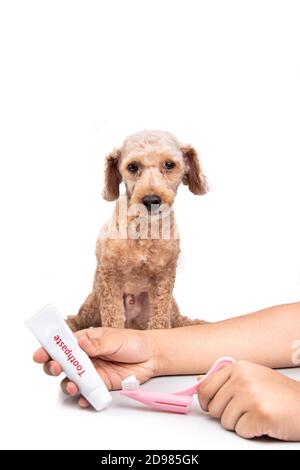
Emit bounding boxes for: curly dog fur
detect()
[67,130,208,331]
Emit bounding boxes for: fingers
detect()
[43,360,62,376]
[78,396,90,408]
[60,378,78,396]
[33,348,50,363]
[206,381,233,419]
[198,360,268,439]
[198,365,233,412]
[33,348,62,375]
[60,378,90,408]
[235,411,265,439]
[220,397,246,431]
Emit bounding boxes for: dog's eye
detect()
[127,163,139,173]
[164,161,175,170]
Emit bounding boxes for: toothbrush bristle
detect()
[121,375,140,391]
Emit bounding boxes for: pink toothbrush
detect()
[120,356,235,414]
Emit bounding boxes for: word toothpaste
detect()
[54,334,85,377]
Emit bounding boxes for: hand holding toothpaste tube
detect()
[27,304,113,411]
[32,314,157,409]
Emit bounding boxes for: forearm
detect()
[149,301,300,376]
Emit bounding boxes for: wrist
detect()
[145,323,211,377]
[145,329,169,377]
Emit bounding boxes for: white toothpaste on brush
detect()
[25,303,112,411]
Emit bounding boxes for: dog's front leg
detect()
[66,291,100,331]
[97,270,125,328]
[147,276,174,329]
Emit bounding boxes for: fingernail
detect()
[78,334,94,347]
[86,329,98,342]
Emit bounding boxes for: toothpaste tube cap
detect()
[85,386,112,411]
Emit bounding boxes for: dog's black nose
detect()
[142,194,162,211]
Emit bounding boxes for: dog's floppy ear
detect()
[181,145,208,195]
[103,149,122,201]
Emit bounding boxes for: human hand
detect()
[33,327,157,408]
[197,360,300,441]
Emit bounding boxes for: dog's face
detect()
[103,130,208,212]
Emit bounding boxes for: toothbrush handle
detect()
[174,356,235,397]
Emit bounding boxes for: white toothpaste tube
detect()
[25,303,112,411]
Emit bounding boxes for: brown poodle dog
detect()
[67,130,207,331]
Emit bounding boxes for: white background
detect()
[0,0,300,450]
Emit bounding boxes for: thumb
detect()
[76,327,126,360]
